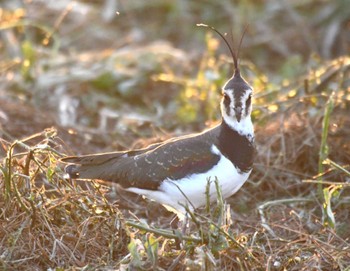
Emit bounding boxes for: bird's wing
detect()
[61,141,163,165]
[63,127,221,190]
[109,128,221,189]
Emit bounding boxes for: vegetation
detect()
[0,0,349,270]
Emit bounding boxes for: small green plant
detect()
[317,92,336,227]
[126,232,161,269]
[124,178,257,270]
[0,129,61,212]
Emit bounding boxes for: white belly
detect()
[126,145,251,218]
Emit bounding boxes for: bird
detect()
[61,24,255,219]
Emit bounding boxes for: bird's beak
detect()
[235,107,242,123]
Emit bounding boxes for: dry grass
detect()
[1,1,350,270]
[1,58,349,269]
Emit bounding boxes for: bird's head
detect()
[197,24,253,134]
[221,68,253,128]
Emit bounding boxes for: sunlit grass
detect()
[1,0,350,269]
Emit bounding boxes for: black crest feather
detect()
[197,23,248,77]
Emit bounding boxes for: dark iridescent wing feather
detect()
[62,126,221,190]
[61,141,162,165]
[119,133,221,189]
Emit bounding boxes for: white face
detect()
[221,88,252,122]
[220,75,254,137]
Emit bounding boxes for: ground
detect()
[1,1,350,270]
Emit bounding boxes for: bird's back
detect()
[63,125,222,190]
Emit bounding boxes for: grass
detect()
[1,58,349,269]
[1,1,350,270]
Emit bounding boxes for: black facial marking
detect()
[245,94,252,116]
[246,95,252,107]
[223,93,231,116]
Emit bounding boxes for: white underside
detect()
[126,145,251,219]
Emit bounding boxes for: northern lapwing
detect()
[61,25,255,218]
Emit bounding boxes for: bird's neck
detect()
[216,118,255,173]
[221,116,254,141]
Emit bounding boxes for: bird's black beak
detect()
[235,107,242,123]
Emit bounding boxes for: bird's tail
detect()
[61,152,126,180]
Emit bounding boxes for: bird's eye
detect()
[223,93,230,102]
[246,94,252,106]
[223,93,231,106]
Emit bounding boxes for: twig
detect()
[303,179,350,187]
[323,158,350,176]
[258,198,314,240]
[125,221,202,243]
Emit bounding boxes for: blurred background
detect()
[1,0,349,151]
